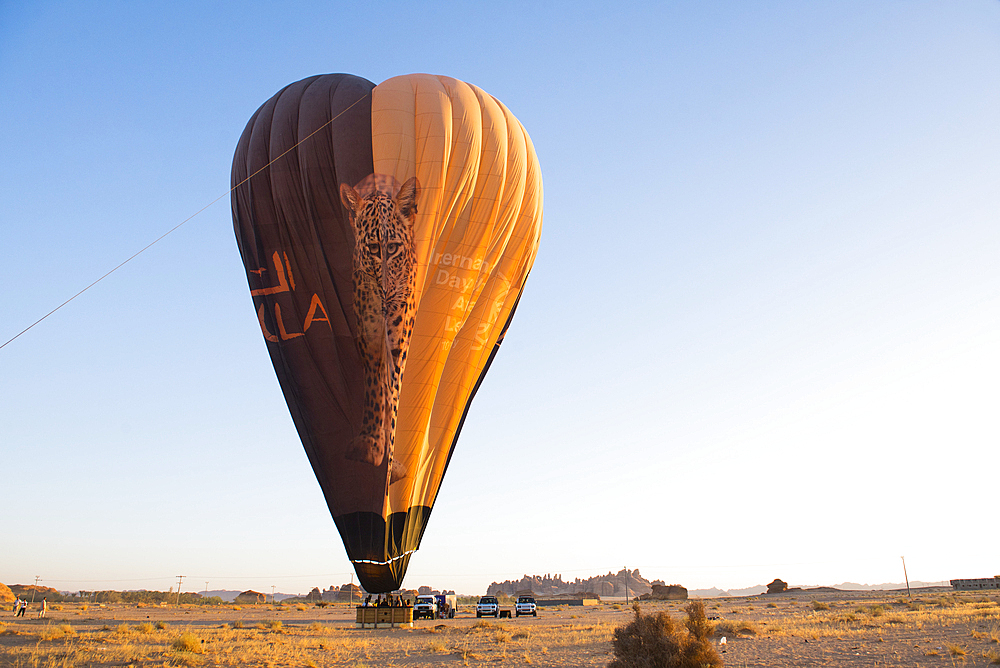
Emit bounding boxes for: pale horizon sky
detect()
[2,1,998,597]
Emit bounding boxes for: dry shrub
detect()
[715,619,758,636]
[136,622,154,633]
[38,625,69,641]
[811,601,830,611]
[986,649,1000,665]
[155,620,169,630]
[426,640,449,653]
[172,631,204,653]
[609,602,722,668]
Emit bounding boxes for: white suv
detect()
[476,595,500,618]
[515,595,537,617]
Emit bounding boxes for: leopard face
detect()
[340,176,419,482]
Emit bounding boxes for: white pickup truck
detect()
[413,595,439,620]
[476,595,500,618]
[414,594,457,619]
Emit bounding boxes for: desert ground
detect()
[1,588,998,667]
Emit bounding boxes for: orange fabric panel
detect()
[371,74,543,517]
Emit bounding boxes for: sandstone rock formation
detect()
[0,583,13,603]
[489,569,652,598]
[234,590,267,604]
[766,579,788,594]
[642,584,688,600]
[9,585,60,600]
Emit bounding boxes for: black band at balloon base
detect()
[351,554,414,594]
[334,506,433,593]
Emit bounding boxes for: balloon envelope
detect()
[232,73,542,592]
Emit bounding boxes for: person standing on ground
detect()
[39,598,47,618]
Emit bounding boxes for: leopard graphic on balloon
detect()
[232,74,542,592]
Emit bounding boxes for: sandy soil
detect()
[1,588,997,666]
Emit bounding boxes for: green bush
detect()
[609,601,722,668]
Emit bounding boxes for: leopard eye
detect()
[367,242,381,255]
[386,242,401,255]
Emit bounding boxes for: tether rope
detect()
[0,90,371,351]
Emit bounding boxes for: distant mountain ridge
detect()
[689,581,950,598]
[486,573,951,599]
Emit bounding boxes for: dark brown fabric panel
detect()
[231,74,386,561]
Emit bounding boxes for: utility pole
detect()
[901,557,911,599]
[350,574,354,607]
[31,576,41,604]
[176,576,185,605]
[624,567,629,605]
[271,585,276,605]
[205,582,209,598]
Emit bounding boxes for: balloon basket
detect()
[355,606,413,628]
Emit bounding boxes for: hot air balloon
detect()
[231,73,542,593]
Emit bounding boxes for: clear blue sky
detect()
[2,1,998,597]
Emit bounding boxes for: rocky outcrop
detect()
[489,569,652,598]
[9,585,60,600]
[0,583,13,603]
[766,579,788,594]
[234,590,267,604]
[640,584,688,601]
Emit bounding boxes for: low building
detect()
[950,576,1000,590]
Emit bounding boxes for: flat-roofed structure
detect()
[950,576,1000,590]
[536,598,600,607]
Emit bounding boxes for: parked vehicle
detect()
[414,594,457,619]
[515,595,537,617]
[476,595,500,618]
[413,595,438,619]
